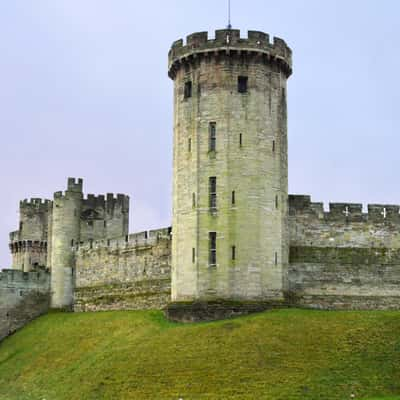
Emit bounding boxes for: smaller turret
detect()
[50,178,83,309]
[9,198,51,272]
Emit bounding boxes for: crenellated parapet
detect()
[20,198,52,212]
[289,194,400,224]
[82,193,130,215]
[168,29,292,79]
[67,177,83,193]
[75,227,172,252]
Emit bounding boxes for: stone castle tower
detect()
[168,29,292,301]
[9,178,130,310]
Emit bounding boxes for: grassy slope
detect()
[0,309,399,400]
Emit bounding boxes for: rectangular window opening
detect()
[209,232,217,266]
[239,133,243,147]
[188,137,192,152]
[272,140,275,153]
[238,76,248,93]
[184,81,192,98]
[192,192,196,208]
[104,220,107,228]
[232,245,236,261]
[231,191,236,205]
[275,195,279,209]
[275,252,278,265]
[209,177,217,210]
[209,122,216,152]
[192,247,196,263]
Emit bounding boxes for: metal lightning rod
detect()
[227,0,232,29]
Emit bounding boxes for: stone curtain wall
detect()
[0,269,50,342]
[288,195,400,309]
[74,228,171,311]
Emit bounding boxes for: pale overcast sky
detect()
[1,1,399,268]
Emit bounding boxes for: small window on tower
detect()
[272,140,276,153]
[238,76,248,93]
[192,192,196,208]
[231,245,236,261]
[188,137,192,152]
[231,191,236,205]
[209,232,217,266]
[275,195,279,209]
[239,133,243,147]
[19,222,23,231]
[209,122,216,152]
[184,81,192,98]
[192,247,196,263]
[88,221,93,227]
[209,177,217,210]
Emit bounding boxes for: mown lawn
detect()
[0,309,399,400]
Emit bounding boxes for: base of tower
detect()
[164,299,288,323]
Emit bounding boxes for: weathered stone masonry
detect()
[288,195,400,309]
[74,228,171,312]
[0,269,50,342]
[72,194,400,312]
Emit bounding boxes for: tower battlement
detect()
[83,194,129,210]
[67,177,83,193]
[20,198,52,209]
[168,29,292,79]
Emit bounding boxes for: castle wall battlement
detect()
[75,227,171,252]
[168,29,292,79]
[289,195,400,224]
[20,198,52,210]
[67,177,83,193]
[288,194,400,310]
[82,193,129,213]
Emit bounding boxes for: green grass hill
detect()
[0,309,399,400]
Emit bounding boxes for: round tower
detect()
[50,178,83,309]
[9,198,50,272]
[168,29,292,302]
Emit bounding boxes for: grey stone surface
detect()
[0,269,50,341]
[73,228,171,311]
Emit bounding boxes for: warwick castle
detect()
[2,28,400,339]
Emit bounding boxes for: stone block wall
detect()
[288,195,400,309]
[0,269,50,342]
[74,228,171,311]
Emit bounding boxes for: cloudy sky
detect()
[1,0,399,268]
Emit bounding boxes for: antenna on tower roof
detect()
[227,0,232,29]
